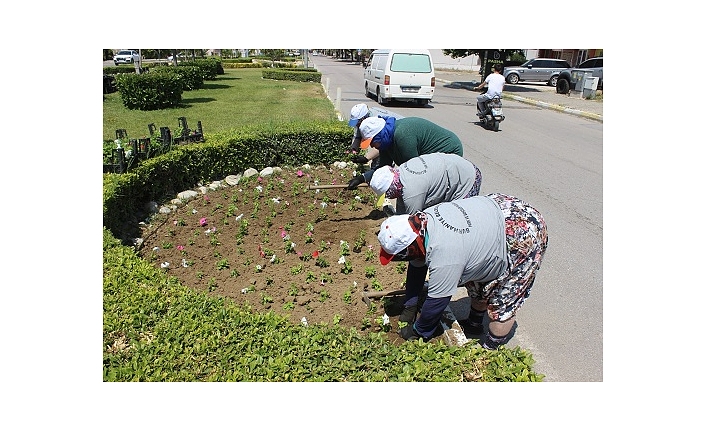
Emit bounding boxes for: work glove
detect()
[347,175,365,190]
[399,324,422,341]
[351,155,369,164]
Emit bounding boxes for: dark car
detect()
[503,58,571,87]
[556,57,603,94]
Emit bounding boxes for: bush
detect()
[152,65,204,91]
[115,72,183,111]
[177,57,223,79]
[261,69,322,83]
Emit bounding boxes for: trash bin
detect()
[571,70,592,91]
[582,76,599,99]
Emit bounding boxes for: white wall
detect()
[429,49,480,71]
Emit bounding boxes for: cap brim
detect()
[379,248,395,265]
[360,138,372,149]
[348,119,359,127]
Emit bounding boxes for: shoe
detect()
[399,305,417,323]
[458,318,484,338]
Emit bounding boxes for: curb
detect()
[436,79,603,123]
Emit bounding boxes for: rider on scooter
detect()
[474,63,505,116]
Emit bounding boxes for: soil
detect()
[137,163,422,344]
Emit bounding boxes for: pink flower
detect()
[307,231,313,237]
[257,177,263,182]
[203,195,209,201]
[199,217,207,226]
[280,230,288,238]
[312,250,319,258]
[177,245,185,251]
[296,170,303,177]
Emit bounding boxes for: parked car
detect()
[113,50,140,65]
[503,58,571,87]
[556,57,603,94]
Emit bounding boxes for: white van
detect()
[363,49,435,106]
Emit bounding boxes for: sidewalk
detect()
[434,69,603,123]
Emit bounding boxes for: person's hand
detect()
[346,175,365,190]
[351,155,369,164]
[399,324,421,341]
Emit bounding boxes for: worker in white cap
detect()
[347,116,463,190]
[377,194,549,348]
[348,103,404,174]
[368,153,482,215]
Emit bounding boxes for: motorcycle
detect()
[476,90,505,132]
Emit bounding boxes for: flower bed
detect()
[137,162,411,341]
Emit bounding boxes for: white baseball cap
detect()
[370,166,394,196]
[378,215,417,265]
[348,103,369,127]
[359,117,386,149]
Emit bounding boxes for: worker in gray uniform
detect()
[369,153,483,323]
[368,153,482,215]
[377,193,549,349]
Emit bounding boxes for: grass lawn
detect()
[103,68,338,141]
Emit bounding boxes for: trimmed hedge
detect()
[103,121,352,242]
[114,72,183,111]
[261,68,322,83]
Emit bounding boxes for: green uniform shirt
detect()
[378,117,464,168]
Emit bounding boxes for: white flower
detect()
[382,313,390,325]
[315,189,320,194]
[338,256,346,264]
[321,202,327,208]
[256,264,262,271]
[241,288,249,294]
[283,234,291,241]
[270,255,276,263]
[153,246,160,251]
[205,228,212,235]
[235,213,244,221]
[314,180,319,186]
[290,242,296,248]
[353,281,357,288]
[192,208,197,214]
[181,259,189,267]
[160,262,170,268]
[355,196,361,201]
[272,197,280,204]
[301,317,308,327]
[256,185,263,192]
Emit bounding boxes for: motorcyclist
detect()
[474,63,505,116]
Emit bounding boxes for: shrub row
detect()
[103,227,542,382]
[261,68,322,83]
[103,122,352,242]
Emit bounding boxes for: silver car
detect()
[503,58,571,87]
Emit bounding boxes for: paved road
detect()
[311,55,603,382]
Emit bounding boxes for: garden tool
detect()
[361,288,406,307]
[306,184,369,190]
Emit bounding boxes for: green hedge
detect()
[115,72,183,111]
[176,57,223,78]
[261,68,322,83]
[223,62,263,69]
[103,121,352,242]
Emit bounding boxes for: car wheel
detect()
[549,75,558,87]
[556,78,570,94]
[415,99,428,106]
[377,89,386,105]
[365,82,370,98]
[506,73,519,85]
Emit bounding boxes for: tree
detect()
[443,49,524,79]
